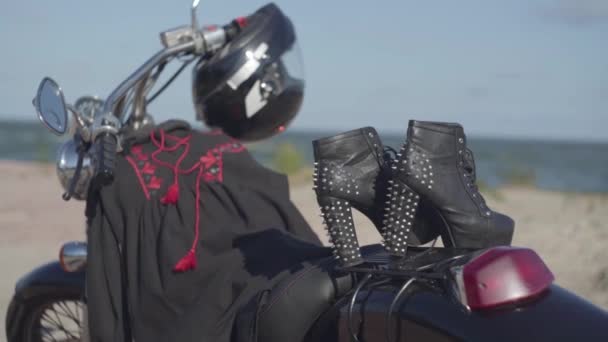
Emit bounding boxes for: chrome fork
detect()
[59,241,89,341]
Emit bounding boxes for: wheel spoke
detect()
[41,313,63,330]
[36,299,84,342]
[54,303,81,328]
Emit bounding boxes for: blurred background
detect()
[1,0,606,189]
[0,0,606,337]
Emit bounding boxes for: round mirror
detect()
[35,77,68,135]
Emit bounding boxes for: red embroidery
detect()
[141,162,156,175]
[131,145,149,161]
[131,145,142,154]
[126,156,150,200]
[200,154,217,168]
[125,129,246,272]
[148,176,162,190]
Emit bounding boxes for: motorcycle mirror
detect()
[34,77,69,136]
[191,0,201,32]
[191,0,201,30]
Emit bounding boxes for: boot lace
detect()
[462,148,492,209]
[382,146,398,170]
[462,148,479,192]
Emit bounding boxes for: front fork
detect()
[82,305,91,342]
[59,241,89,340]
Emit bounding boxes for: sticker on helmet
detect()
[245,79,267,117]
[227,43,269,90]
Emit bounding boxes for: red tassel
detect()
[173,249,197,272]
[161,184,179,205]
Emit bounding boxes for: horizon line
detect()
[1,117,606,144]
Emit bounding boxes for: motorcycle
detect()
[5,1,608,341]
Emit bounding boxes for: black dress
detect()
[86,120,328,342]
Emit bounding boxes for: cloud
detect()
[540,0,608,26]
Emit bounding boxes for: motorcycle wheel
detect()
[6,287,85,342]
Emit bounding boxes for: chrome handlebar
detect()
[52,0,249,198]
[87,15,244,187]
[92,41,197,142]
[91,22,235,142]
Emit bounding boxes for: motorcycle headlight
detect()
[56,139,94,200]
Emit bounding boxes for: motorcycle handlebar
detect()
[201,17,247,52]
[224,16,248,41]
[90,16,248,189]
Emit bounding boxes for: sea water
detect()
[1,121,607,193]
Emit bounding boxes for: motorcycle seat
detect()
[251,245,389,342]
[247,244,472,342]
[254,256,351,342]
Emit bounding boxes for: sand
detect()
[0,160,607,339]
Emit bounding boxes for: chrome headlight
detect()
[56,139,94,200]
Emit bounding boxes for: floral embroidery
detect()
[125,129,246,272]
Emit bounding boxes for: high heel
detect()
[312,127,437,265]
[316,195,363,266]
[313,127,384,266]
[381,180,421,257]
[393,120,515,248]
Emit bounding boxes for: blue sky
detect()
[0,0,606,141]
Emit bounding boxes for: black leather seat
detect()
[255,256,353,342]
[242,245,398,342]
[236,243,475,342]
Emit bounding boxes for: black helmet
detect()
[192,3,305,141]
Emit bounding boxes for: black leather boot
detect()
[392,120,514,248]
[312,127,437,266]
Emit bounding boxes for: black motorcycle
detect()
[6,1,608,341]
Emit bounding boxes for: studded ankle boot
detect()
[392,120,514,248]
[313,127,437,266]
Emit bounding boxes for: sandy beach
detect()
[1,160,607,339]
